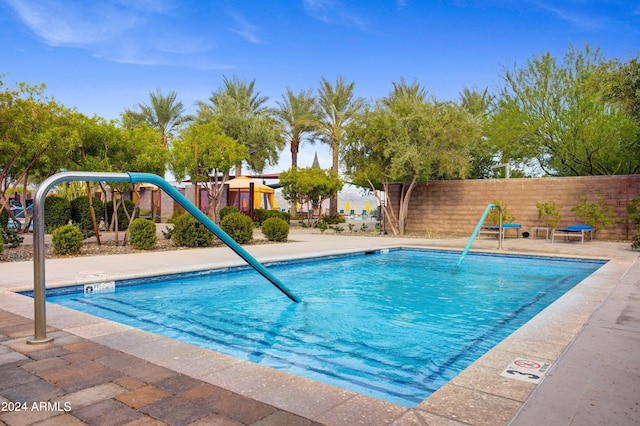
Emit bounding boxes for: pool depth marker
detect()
[29,172,300,345]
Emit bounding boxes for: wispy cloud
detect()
[4,0,229,69]
[302,0,369,30]
[529,1,606,30]
[226,10,263,44]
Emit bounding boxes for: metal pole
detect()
[498,206,503,250]
[29,171,299,344]
[28,172,131,344]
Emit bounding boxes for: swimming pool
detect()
[44,249,604,407]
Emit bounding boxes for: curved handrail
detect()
[29,172,299,345]
[457,203,502,266]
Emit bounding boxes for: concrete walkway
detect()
[1,229,639,425]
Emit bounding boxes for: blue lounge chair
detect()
[478,223,522,239]
[551,225,593,244]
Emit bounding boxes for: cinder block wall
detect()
[387,175,640,240]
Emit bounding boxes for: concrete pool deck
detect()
[1,230,638,425]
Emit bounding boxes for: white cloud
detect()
[301,0,369,30]
[6,0,141,46]
[5,0,227,69]
[226,10,264,44]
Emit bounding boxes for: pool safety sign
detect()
[84,281,115,295]
[500,358,551,384]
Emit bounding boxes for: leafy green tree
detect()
[170,121,248,223]
[345,80,478,235]
[197,75,283,175]
[315,75,364,216]
[276,87,318,169]
[280,167,343,225]
[123,88,188,148]
[0,80,75,217]
[488,45,640,176]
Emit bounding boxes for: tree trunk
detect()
[397,176,418,236]
[329,140,339,217]
[87,182,101,245]
[291,138,299,169]
[122,186,142,247]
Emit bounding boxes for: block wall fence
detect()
[386,175,640,240]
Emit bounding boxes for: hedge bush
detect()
[220,212,254,244]
[0,232,4,256]
[106,200,138,231]
[129,218,157,250]
[44,195,71,233]
[52,225,83,255]
[261,217,289,242]
[172,213,214,247]
[254,208,291,226]
[70,196,104,234]
[219,206,239,222]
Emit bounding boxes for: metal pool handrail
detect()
[28,172,300,345]
[457,203,502,266]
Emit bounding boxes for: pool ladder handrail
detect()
[28,172,300,345]
[458,203,503,265]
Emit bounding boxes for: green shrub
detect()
[321,215,345,224]
[219,206,239,222]
[220,212,254,244]
[129,218,157,250]
[70,196,104,234]
[571,196,616,236]
[52,225,83,255]
[0,209,8,230]
[0,231,4,255]
[261,217,289,242]
[486,200,515,225]
[2,228,23,248]
[627,197,640,227]
[106,200,138,231]
[172,213,214,247]
[44,195,71,233]
[536,201,562,228]
[254,208,291,225]
[632,227,640,250]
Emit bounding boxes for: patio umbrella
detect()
[345,201,350,214]
[365,200,371,214]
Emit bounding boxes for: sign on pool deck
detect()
[500,358,552,384]
[84,281,115,295]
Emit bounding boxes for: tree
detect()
[197,75,284,175]
[123,88,188,148]
[488,45,640,176]
[0,80,75,220]
[315,75,364,216]
[344,80,478,235]
[459,86,496,178]
[276,87,318,169]
[170,121,248,223]
[279,167,343,225]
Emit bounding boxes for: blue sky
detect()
[1,0,639,173]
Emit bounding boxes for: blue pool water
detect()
[45,249,604,407]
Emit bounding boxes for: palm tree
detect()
[124,88,188,148]
[383,77,427,108]
[197,75,283,176]
[315,75,363,216]
[459,86,496,178]
[276,87,318,169]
